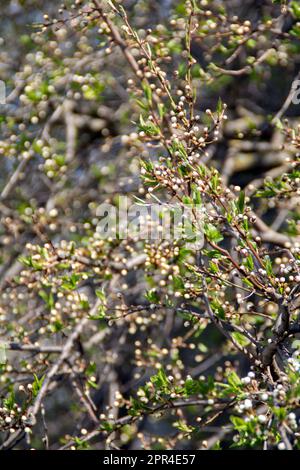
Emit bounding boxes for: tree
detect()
[0,0,300,450]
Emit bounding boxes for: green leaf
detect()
[61,273,81,291]
[184,377,200,395]
[96,288,106,301]
[32,374,45,398]
[209,261,219,274]
[18,255,43,271]
[135,99,148,111]
[150,368,170,392]
[39,289,54,309]
[145,289,159,303]
[291,1,300,19]
[204,223,223,243]
[217,97,223,114]
[3,391,15,410]
[89,303,107,320]
[230,415,246,430]
[142,82,152,104]
[236,191,245,213]
[227,371,242,390]
[157,103,165,119]
[232,332,250,347]
[244,255,254,271]
[174,420,194,433]
[138,115,160,135]
[173,276,184,290]
[191,184,202,205]
[211,300,225,319]
[264,255,273,277]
